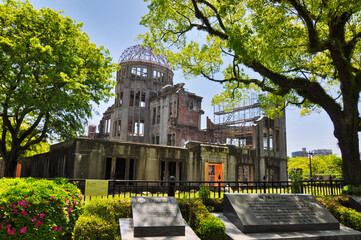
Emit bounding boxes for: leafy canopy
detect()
[139,0,361,185]
[288,155,343,177]
[0,0,116,172]
[139,0,361,116]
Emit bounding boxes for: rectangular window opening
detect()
[131,67,136,78]
[152,108,156,124]
[142,68,148,78]
[157,106,160,123]
[140,92,146,107]
[118,92,123,106]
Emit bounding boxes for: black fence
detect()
[66,179,344,200]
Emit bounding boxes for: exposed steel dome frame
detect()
[118,45,171,69]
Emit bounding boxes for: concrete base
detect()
[119,218,199,240]
[213,213,361,240]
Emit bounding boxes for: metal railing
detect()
[66,179,344,200]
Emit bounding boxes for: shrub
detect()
[199,185,210,200]
[73,198,132,240]
[202,198,223,212]
[289,168,303,193]
[0,177,83,240]
[198,216,226,240]
[342,185,361,195]
[73,215,117,240]
[317,196,361,231]
[178,199,226,240]
[81,198,132,220]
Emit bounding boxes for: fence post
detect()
[112,176,116,197]
[263,175,267,193]
[330,177,334,195]
[168,176,175,197]
[218,175,222,197]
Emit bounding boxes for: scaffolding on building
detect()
[213,93,263,147]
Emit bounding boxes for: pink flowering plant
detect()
[0,178,83,240]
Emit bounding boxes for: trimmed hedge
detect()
[73,198,131,240]
[0,177,83,240]
[73,215,117,240]
[178,198,227,240]
[317,196,361,231]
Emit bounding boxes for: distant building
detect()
[312,149,332,156]
[291,148,307,158]
[291,147,333,158]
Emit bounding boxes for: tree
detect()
[1,119,50,158]
[0,0,116,176]
[140,0,361,185]
[288,155,343,178]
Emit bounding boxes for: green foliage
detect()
[317,196,361,231]
[73,215,117,240]
[140,0,361,185]
[139,0,361,114]
[199,185,211,201]
[198,216,226,240]
[178,199,227,240]
[0,0,116,176]
[0,178,83,240]
[289,168,303,193]
[288,155,343,178]
[342,185,361,196]
[73,198,131,240]
[202,198,223,212]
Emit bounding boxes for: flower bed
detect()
[0,178,83,240]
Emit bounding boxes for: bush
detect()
[199,216,225,240]
[178,199,226,240]
[73,215,117,240]
[289,168,303,193]
[317,196,361,231]
[342,185,361,195]
[73,198,132,240]
[202,198,223,212]
[199,185,210,200]
[0,177,83,240]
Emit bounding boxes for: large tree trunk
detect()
[334,119,361,186]
[3,157,18,177]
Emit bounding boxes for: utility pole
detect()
[307,151,314,180]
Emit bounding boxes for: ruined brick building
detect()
[97,45,210,146]
[20,45,287,182]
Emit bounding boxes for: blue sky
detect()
[27,0,350,156]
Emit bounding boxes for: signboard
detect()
[85,180,109,196]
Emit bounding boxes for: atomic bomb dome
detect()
[118,45,171,69]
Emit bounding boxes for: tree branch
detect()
[245,59,343,122]
[346,31,361,60]
[196,0,227,32]
[191,0,228,40]
[286,0,327,53]
[18,112,45,144]
[19,113,49,152]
